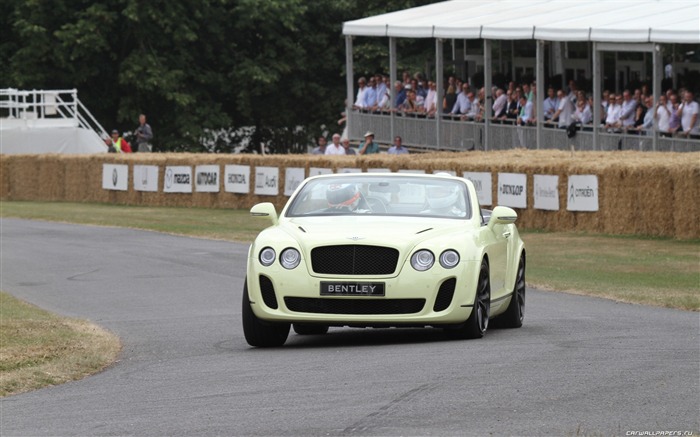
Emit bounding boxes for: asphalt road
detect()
[1,218,698,436]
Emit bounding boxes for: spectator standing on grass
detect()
[135,114,153,152]
[359,131,380,155]
[325,134,345,155]
[678,90,700,138]
[311,136,327,155]
[387,136,409,155]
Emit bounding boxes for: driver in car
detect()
[422,184,467,217]
[325,183,371,213]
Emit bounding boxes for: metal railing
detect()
[0,88,108,140]
[348,110,699,152]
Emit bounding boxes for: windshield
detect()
[286,176,471,219]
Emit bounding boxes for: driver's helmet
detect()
[426,184,459,210]
[326,183,360,209]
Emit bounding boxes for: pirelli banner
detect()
[2,152,694,239]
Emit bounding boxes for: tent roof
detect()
[343,0,700,44]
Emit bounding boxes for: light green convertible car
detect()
[243,172,526,347]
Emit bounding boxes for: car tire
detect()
[242,279,290,347]
[293,324,329,335]
[496,252,526,329]
[445,258,490,339]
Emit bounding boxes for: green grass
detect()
[2,200,698,311]
[0,292,121,397]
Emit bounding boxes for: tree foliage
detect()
[1,0,439,152]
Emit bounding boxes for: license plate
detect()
[320,282,385,296]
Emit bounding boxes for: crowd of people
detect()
[351,71,700,139]
[311,131,410,156]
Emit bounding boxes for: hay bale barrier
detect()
[0,151,697,239]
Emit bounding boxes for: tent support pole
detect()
[345,36,354,140]
[484,39,492,151]
[390,37,397,142]
[536,40,544,150]
[593,42,601,151]
[436,38,444,150]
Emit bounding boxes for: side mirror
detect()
[487,206,517,230]
[250,202,278,226]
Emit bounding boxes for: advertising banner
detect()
[164,166,192,193]
[224,165,250,194]
[534,175,559,211]
[309,167,333,177]
[254,166,279,196]
[102,164,128,191]
[195,165,220,193]
[463,171,492,206]
[284,168,305,196]
[133,165,159,192]
[497,173,527,209]
[567,175,599,211]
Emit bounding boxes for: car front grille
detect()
[433,278,456,312]
[310,245,399,275]
[284,297,425,315]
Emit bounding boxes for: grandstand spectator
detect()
[359,131,380,155]
[492,88,508,120]
[678,90,699,138]
[543,86,558,121]
[668,93,681,135]
[522,83,533,102]
[551,89,575,129]
[353,77,368,110]
[461,91,479,121]
[632,96,648,130]
[387,136,409,155]
[567,80,578,103]
[572,98,592,126]
[311,136,327,155]
[655,94,671,136]
[394,81,407,108]
[632,96,654,135]
[401,89,424,115]
[375,74,388,108]
[376,85,392,112]
[600,90,611,124]
[619,90,638,131]
[451,84,472,116]
[415,75,428,99]
[605,94,622,131]
[424,81,438,117]
[506,89,519,123]
[325,133,345,155]
[517,95,535,126]
[443,85,457,114]
[364,77,379,111]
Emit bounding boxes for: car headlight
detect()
[259,247,276,266]
[280,248,301,270]
[411,250,434,271]
[439,250,460,269]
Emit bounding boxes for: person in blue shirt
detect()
[387,136,409,155]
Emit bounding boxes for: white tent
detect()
[343,0,700,44]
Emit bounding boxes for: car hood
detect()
[280,216,474,252]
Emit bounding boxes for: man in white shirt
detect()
[424,81,438,116]
[543,87,558,121]
[678,90,700,137]
[492,88,507,119]
[451,84,472,116]
[353,78,368,110]
[605,94,622,131]
[551,89,575,128]
[324,134,346,155]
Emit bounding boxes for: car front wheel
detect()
[242,279,290,347]
[445,258,490,339]
[496,252,526,329]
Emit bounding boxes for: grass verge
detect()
[0,292,121,397]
